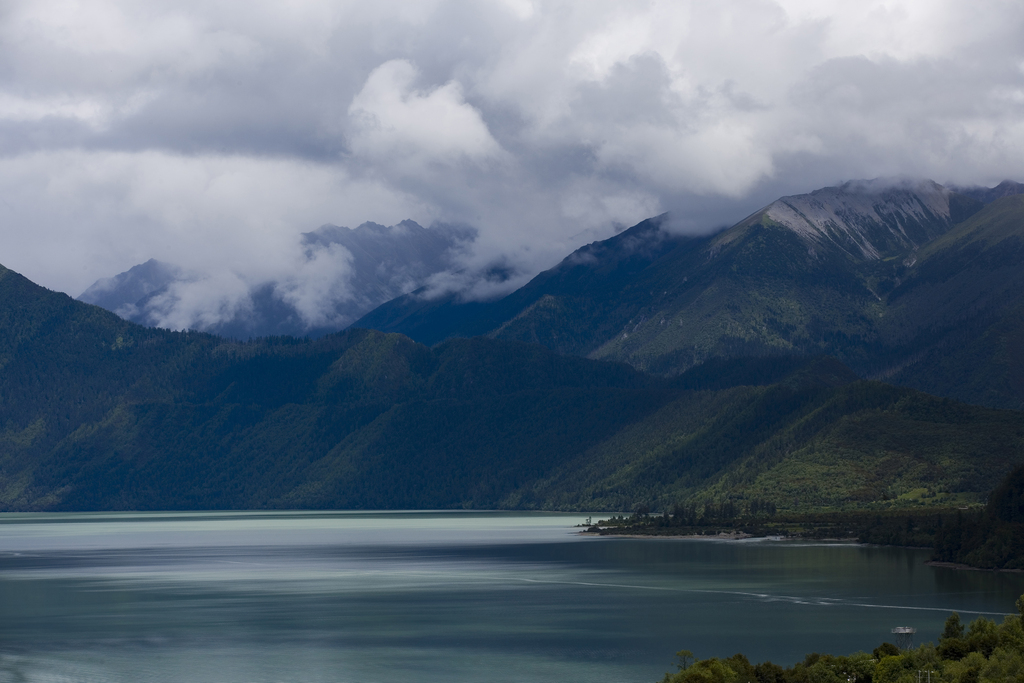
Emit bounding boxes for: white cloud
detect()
[349,59,503,169]
[274,242,355,329]
[0,150,429,294]
[0,0,1021,318]
[0,93,114,127]
[143,270,253,331]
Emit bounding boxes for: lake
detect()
[0,511,1022,683]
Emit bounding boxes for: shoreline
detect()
[578,531,858,543]
[925,560,1024,573]
[578,529,755,540]
[581,530,1024,573]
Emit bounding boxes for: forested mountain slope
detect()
[356,181,1024,409]
[2,262,665,509]
[351,214,690,351]
[879,194,1024,406]
[516,360,1024,512]
[2,261,1022,512]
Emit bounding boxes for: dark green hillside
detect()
[508,358,1024,513]
[591,220,886,373]
[524,190,985,383]
[0,263,220,505]
[355,183,965,365]
[358,213,888,371]
[354,215,690,351]
[933,463,1024,570]
[31,333,668,511]
[879,195,1024,407]
[2,260,1023,513]
[0,262,685,510]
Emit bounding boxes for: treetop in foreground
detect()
[662,600,1024,683]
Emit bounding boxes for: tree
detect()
[677,650,696,671]
[873,643,900,660]
[942,613,965,640]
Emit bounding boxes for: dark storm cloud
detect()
[0,0,1022,330]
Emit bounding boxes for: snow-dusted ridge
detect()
[763,179,952,260]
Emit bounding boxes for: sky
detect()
[1,0,1023,328]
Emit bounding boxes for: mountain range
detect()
[1,259,1022,512]
[356,179,1024,410]
[2,176,1023,513]
[79,220,474,339]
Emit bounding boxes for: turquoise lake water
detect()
[1,511,1022,683]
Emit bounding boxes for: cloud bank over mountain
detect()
[1,0,1023,331]
[78,220,474,337]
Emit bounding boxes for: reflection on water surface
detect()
[0,511,1021,683]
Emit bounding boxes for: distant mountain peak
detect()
[78,259,185,318]
[760,178,953,260]
[557,214,673,270]
[78,220,476,339]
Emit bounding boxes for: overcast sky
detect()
[2,0,1023,310]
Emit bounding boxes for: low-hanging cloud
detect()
[274,242,357,330]
[0,0,1022,328]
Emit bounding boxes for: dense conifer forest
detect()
[2,256,1024,520]
[593,462,1024,570]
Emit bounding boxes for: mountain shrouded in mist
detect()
[79,220,474,339]
[356,178,1024,409]
[1,176,1022,512]
[3,257,1023,512]
[5,2,1024,314]
[5,3,1024,525]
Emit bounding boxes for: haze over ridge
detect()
[78,176,1022,338]
[0,0,1022,318]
